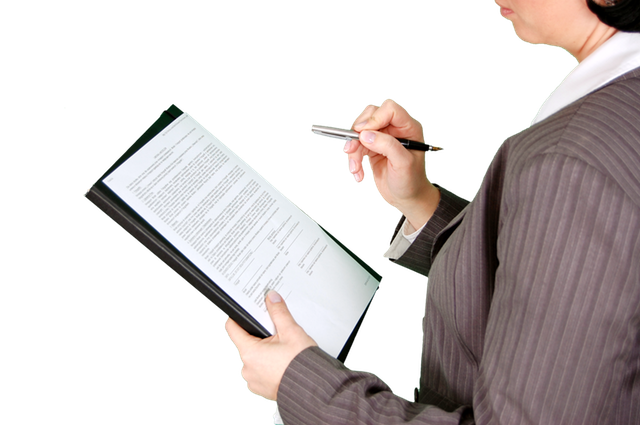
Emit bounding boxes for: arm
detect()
[278,153,640,424]
[470,153,640,423]
[278,347,473,425]
[391,186,469,277]
[345,100,468,276]
[344,100,441,231]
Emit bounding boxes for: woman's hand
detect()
[345,99,440,230]
[225,291,317,401]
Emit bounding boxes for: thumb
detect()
[265,290,297,335]
[359,130,416,167]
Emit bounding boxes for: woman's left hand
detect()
[225,291,317,400]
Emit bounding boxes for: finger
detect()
[265,290,299,335]
[346,141,369,182]
[351,104,379,131]
[351,160,364,183]
[225,317,260,349]
[343,138,357,154]
[359,130,415,169]
[361,100,424,142]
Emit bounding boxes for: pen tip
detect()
[431,146,443,151]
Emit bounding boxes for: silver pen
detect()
[311,125,442,152]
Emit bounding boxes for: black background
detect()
[66,4,573,423]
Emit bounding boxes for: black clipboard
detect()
[85,105,380,362]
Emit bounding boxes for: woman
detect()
[226,0,640,423]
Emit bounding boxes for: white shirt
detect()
[386,30,640,260]
[533,31,640,124]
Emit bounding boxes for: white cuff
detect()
[403,220,424,243]
[383,220,426,259]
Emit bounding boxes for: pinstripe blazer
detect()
[277,66,640,424]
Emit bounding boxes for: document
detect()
[102,112,379,358]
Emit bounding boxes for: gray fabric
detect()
[277,67,640,424]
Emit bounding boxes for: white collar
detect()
[532,31,640,125]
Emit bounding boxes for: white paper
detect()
[104,113,379,357]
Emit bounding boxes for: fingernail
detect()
[354,120,368,130]
[362,131,375,144]
[343,139,351,152]
[354,172,362,182]
[349,159,356,173]
[267,290,282,303]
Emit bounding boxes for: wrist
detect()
[399,184,441,230]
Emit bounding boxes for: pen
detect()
[311,125,442,152]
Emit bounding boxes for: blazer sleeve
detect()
[277,346,473,425]
[391,186,469,277]
[468,152,640,423]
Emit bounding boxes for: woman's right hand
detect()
[344,99,440,230]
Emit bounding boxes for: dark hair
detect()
[587,0,640,32]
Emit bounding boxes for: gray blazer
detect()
[277,66,640,424]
